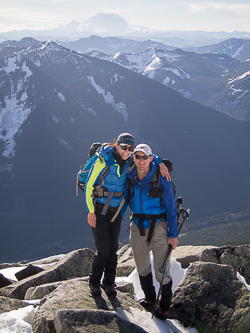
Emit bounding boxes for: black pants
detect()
[89,203,121,286]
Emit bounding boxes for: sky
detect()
[0,0,250,34]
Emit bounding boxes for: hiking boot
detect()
[139,299,156,312]
[89,283,102,297]
[101,283,117,296]
[154,307,170,321]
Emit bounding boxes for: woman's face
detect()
[117,144,134,160]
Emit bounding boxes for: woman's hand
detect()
[88,213,97,228]
[159,163,171,181]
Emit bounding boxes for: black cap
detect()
[117,133,135,146]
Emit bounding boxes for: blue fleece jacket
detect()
[122,161,178,238]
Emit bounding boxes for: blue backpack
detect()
[76,143,109,196]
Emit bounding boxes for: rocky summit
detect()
[0,244,249,333]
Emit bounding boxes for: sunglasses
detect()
[134,154,150,160]
[119,145,134,152]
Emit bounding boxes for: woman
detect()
[85,133,169,297]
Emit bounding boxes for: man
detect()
[123,143,178,320]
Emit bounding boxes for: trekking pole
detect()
[176,197,182,225]
[152,208,190,318]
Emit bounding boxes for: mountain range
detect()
[0,39,250,262]
[62,36,250,120]
[1,13,250,48]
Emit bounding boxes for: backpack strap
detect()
[132,213,166,243]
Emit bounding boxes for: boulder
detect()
[25,281,64,300]
[172,245,250,287]
[170,261,250,333]
[115,282,134,297]
[15,264,44,281]
[53,309,147,333]
[0,248,94,300]
[0,296,29,314]
[171,245,218,268]
[0,273,13,288]
[200,245,250,285]
[116,244,136,277]
[32,278,145,333]
[219,245,250,285]
[31,257,62,266]
[25,278,134,301]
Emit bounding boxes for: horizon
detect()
[1,1,250,34]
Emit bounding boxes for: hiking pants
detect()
[129,220,172,285]
[89,203,121,286]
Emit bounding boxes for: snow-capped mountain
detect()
[63,12,153,36]
[0,40,250,262]
[87,46,250,119]
[1,13,250,47]
[210,60,250,119]
[188,38,250,62]
[0,37,40,61]
[0,13,159,41]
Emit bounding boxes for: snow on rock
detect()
[57,92,66,102]
[0,56,34,158]
[0,305,37,333]
[88,75,128,121]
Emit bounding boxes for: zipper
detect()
[139,181,143,213]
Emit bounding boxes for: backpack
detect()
[127,158,175,205]
[76,142,109,196]
[76,142,127,222]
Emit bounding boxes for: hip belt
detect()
[132,212,166,243]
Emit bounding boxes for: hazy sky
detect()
[1,0,250,33]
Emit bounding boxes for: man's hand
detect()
[168,237,179,249]
[88,213,97,228]
[159,163,171,181]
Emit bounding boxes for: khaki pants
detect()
[129,220,171,285]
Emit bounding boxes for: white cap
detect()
[134,144,152,156]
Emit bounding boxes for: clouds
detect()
[185,1,250,15]
[0,0,249,33]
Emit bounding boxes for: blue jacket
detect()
[123,161,178,238]
[85,145,163,214]
[85,145,128,213]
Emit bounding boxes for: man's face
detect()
[133,151,153,172]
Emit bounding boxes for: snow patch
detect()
[112,73,123,83]
[0,57,34,158]
[88,76,128,121]
[0,93,33,158]
[0,306,37,333]
[237,272,250,291]
[163,76,170,85]
[52,115,59,124]
[57,92,66,102]
[228,70,250,84]
[0,164,13,172]
[59,138,69,148]
[179,89,192,98]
